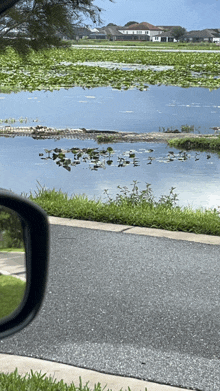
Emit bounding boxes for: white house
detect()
[118,22,163,41]
[152,30,178,43]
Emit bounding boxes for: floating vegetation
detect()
[159,125,199,133]
[39,144,216,171]
[39,146,140,171]
[96,134,119,144]
[181,124,195,133]
[1,47,220,92]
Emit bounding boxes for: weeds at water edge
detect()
[29,181,220,236]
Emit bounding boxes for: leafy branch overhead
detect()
[0,0,113,52]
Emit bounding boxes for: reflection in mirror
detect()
[0,207,26,320]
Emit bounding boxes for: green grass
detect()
[28,182,220,236]
[0,275,26,318]
[168,136,220,152]
[0,370,140,391]
[70,39,220,50]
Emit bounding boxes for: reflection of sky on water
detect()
[1,136,220,210]
[0,86,220,133]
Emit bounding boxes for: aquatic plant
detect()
[181,125,195,133]
[1,47,220,92]
[40,146,139,171]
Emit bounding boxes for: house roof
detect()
[74,27,92,34]
[156,25,181,30]
[183,29,217,38]
[124,22,163,31]
[206,28,220,32]
[98,26,124,36]
[206,29,220,36]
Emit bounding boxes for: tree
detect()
[125,21,138,27]
[171,26,187,41]
[0,0,113,52]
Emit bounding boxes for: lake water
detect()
[1,85,220,210]
[1,85,220,133]
[1,136,220,211]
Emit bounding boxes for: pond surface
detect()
[1,136,220,211]
[1,86,220,134]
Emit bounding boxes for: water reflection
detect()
[1,86,220,134]
[1,136,220,211]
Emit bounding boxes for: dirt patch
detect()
[0,125,218,143]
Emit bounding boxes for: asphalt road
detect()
[1,223,220,391]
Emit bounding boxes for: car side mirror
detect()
[0,191,49,339]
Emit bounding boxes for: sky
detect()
[92,0,220,31]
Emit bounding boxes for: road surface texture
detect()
[0,220,220,391]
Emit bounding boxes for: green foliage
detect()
[181,125,195,133]
[0,212,23,248]
[29,182,220,236]
[124,21,139,27]
[170,26,187,40]
[0,0,113,53]
[96,135,118,143]
[168,136,220,152]
[0,275,25,318]
[0,47,220,92]
[0,208,24,248]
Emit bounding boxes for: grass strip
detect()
[0,275,25,318]
[168,136,220,152]
[28,184,220,236]
[0,370,132,391]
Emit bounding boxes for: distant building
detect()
[152,31,177,43]
[95,25,124,41]
[182,29,220,43]
[73,23,220,44]
[152,27,182,42]
[118,22,163,41]
[72,27,95,40]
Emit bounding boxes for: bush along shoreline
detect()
[28,182,220,237]
[167,135,220,153]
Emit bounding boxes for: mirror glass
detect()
[0,207,26,320]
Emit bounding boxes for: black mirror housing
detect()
[0,191,49,339]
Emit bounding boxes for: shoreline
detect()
[0,125,218,143]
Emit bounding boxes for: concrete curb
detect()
[0,354,193,391]
[49,216,220,245]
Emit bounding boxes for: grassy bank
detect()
[168,135,220,152]
[28,183,220,236]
